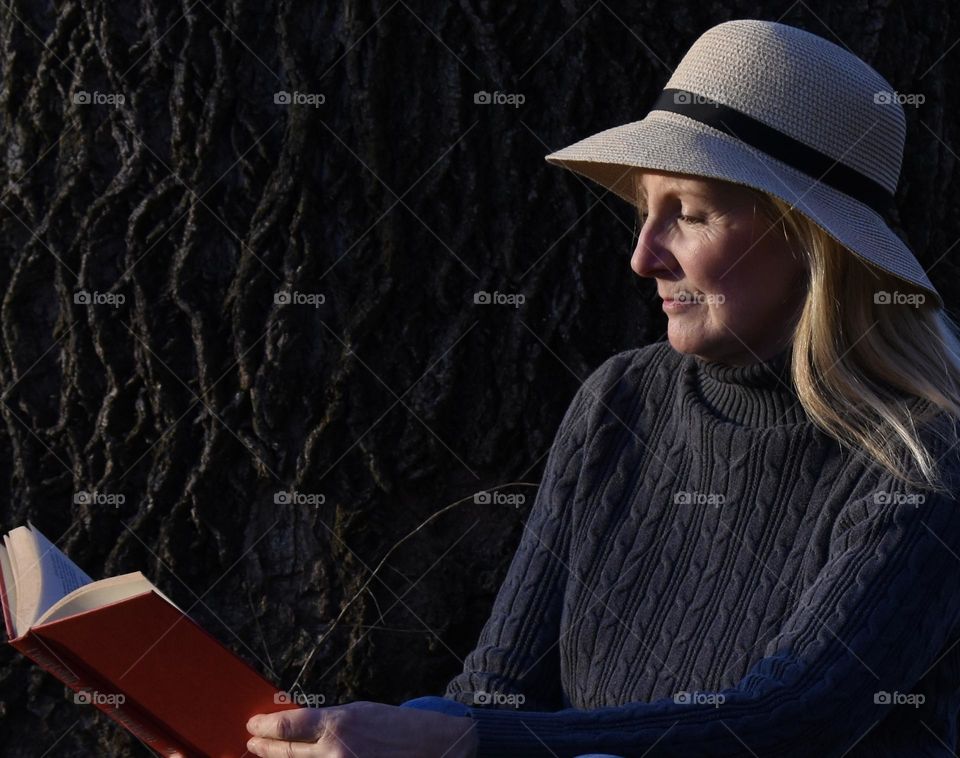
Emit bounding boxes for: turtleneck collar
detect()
[694,344,793,387]
[682,344,809,427]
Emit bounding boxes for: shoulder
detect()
[561,340,680,437]
[579,339,680,400]
[832,420,960,550]
[915,406,960,494]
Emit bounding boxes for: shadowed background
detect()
[0,1,957,755]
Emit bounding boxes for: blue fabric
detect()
[401,696,623,757]
[399,695,471,718]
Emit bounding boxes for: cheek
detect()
[682,230,791,314]
[677,231,757,294]
[716,235,803,314]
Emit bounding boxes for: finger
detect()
[246,708,325,741]
[246,737,327,758]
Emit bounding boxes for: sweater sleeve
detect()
[442,351,635,712]
[461,481,960,757]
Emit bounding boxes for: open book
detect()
[0,522,299,757]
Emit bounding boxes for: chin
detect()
[666,327,713,358]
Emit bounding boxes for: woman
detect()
[244,18,960,758]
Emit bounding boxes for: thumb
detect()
[246,708,325,742]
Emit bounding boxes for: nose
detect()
[630,222,678,278]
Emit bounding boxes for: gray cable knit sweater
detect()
[402,340,960,757]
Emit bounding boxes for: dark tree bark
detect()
[0,1,956,755]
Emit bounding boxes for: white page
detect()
[5,529,38,637]
[0,543,17,637]
[36,571,152,625]
[6,522,95,633]
[36,572,185,626]
[29,522,94,602]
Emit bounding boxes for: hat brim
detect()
[545,109,943,309]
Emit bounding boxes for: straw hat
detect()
[544,19,944,309]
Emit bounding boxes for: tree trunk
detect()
[0,1,954,755]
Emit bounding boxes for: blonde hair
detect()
[748,189,960,493]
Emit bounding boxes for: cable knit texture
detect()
[402,340,960,757]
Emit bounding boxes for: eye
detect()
[636,209,702,226]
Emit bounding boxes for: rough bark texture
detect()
[0,2,956,756]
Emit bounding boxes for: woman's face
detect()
[630,169,808,365]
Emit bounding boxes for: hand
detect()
[245,700,478,758]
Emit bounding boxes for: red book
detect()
[0,522,301,757]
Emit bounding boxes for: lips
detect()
[661,294,698,311]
